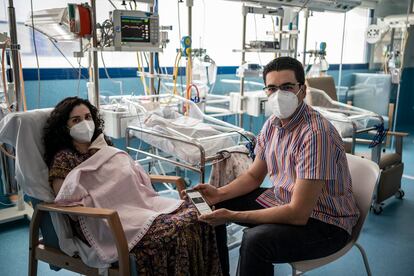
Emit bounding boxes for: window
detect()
[297,7,370,65]
[0,1,370,69]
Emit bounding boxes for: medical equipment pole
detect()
[294,13,299,58]
[90,0,100,109]
[278,17,283,58]
[391,0,413,147]
[6,0,25,211]
[338,12,347,90]
[185,0,193,103]
[187,0,192,37]
[239,5,247,127]
[302,9,309,66]
[7,0,21,111]
[149,3,155,95]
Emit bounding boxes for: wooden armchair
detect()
[0,109,188,275]
[305,76,407,214]
[29,175,186,276]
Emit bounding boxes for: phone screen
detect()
[186,189,212,215]
[191,197,205,204]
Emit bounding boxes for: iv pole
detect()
[390,0,413,147]
[0,0,33,224]
[90,0,100,109]
[337,12,347,91]
[8,0,21,112]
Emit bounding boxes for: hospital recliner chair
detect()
[0,109,186,276]
[289,154,380,276]
[306,75,339,102]
[306,79,408,214]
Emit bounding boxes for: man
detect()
[191,57,360,276]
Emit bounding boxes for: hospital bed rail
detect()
[125,125,254,183]
[121,93,254,184]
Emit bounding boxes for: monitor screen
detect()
[120,16,150,43]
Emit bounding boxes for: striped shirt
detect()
[255,102,359,234]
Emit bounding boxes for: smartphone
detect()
[186,189,213,215]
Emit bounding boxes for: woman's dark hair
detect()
[43,97,111,167]
[263,57,305,85]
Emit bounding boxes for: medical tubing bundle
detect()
[173,51,182,95]
[100,51,123,95]
[137,52,149,95]
[186,83,200,103]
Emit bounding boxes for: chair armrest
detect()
[37,204,117,218]
[149,175,186,199]
[386,131,409,137]
[353,138,372,145]
[367,130,409,137]
[343,137,374,145]
[31,203,130,276]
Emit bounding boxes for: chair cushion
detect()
[306,76,338,101]
[356,152,402,169]
[0,109,54,201]
[305,87,336,108]
[380,153,402,169]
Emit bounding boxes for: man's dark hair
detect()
[43,97,111,167]
[262,57,305,85]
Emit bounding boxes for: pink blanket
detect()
[54,146,183,263]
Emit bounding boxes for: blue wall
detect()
[21,65,372,136]
[22,65,370,109]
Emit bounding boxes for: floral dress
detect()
[49,149,222,276]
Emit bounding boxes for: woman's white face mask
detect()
[267,89,302,119]
[69,120,95,143]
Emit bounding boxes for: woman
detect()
[43,97,221,276]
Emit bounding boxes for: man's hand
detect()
[199,208,235,226]
[181,183,222,205]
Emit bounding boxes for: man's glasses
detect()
[263,83,302,96]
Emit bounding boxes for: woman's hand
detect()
[181,183,222,205]
[199,208,235,226]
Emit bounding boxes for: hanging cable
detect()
[155,51,161,95]
[137,52,149,95]
[18,52,27,111]
[253,14,263,65]
[271,16,277,59]
[185,54,192,99]
[200,0,206,49]
[184,83,199,115]
[49,39,89,79]
[107,0,117,9]
[1,42,11,111]
[390,1,412,146]
[184,56,194,115]
[100,51,123,95]
[30,0,41,109]
[77,57,82,97]
[173,51,181,95]
[177,0,182,42]
[141,52,151,94]
[186,83,200,101]
[143,52,149,68]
